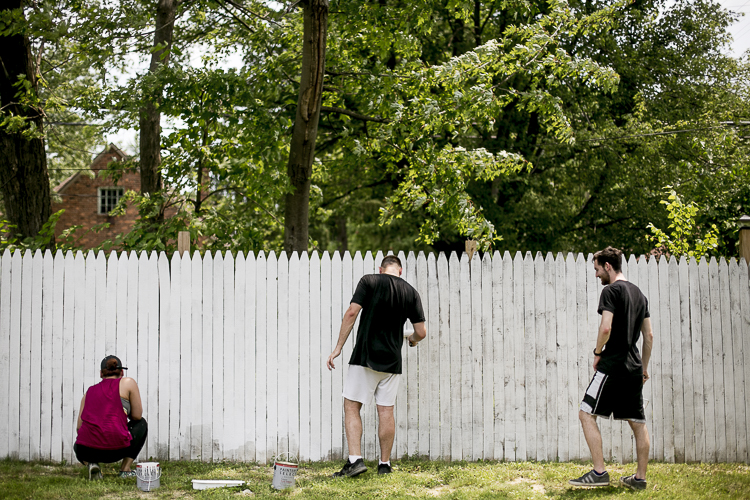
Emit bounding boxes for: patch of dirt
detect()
[101,491,188,499]
[426,485,453,497]
[532,483,546,493]
[508,477,545,494]
[508,477,531,485]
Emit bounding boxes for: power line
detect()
[579,121,750,143]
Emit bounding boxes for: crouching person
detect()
[74,355,148,480]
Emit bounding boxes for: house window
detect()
[98,187,124,214]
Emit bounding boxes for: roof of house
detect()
[54,143,129,195]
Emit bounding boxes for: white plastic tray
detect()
[191,479,246,490]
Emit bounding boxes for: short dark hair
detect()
[381,255,402,269]
[593,246,623,272]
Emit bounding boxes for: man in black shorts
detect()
[569,247,654,490]
[326,255,426,477]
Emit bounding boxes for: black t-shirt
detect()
[348,274,425,374]
[596,280,650,376]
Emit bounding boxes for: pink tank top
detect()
[75,378,132,449]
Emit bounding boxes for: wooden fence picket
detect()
[729,259,747,463]
[437,252,451,460]
[491,252,504,461]
[709,258,726,462]
[563,254,577,461]
[523,252,536,461]
[719,259,736,463]
[417,252,431,458]
[449,252,461,462]
[212,252,225,462]
[17,252,31,461]
[0,250,10,459]
[180,253,193,460]
[481,252,493,460]
[277,252,290,459]
[699,257,716,463]
[688,257,705,463]
[470,253,483,460]
[40,251,54,461]
[289,252,302,460]
[647,256,662,460]
[190,251,203,461]
[679,257,694,463]
[242,252,256,462]
[297,252,310,463]
[512,251,525,461]
[320,252,332,461]
[668,257,684,462]
[330,252,343,460]
[308,252,321,462]
[427,252,440,460]
[740,261,750,464]
[223,252,237,461]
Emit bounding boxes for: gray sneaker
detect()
[621,474,647,490]
[569,469,609,487]
[88,462,102,481]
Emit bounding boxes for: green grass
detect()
[1,458,749,499]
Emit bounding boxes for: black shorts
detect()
[580,371,645,423]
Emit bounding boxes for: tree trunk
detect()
[0,0,53,246]
[139,0,176,197]
[283,0,329,254]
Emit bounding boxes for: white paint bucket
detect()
[271,453,298,490]
[136,462,161,492]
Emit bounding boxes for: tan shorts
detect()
[343,364,401,406]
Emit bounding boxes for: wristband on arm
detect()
[593,348,602,356]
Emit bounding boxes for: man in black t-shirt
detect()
[569,247,654,491]
[326,255,426,477]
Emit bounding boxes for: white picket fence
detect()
[1,249,749,465]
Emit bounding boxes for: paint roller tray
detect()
[192,479,246,490]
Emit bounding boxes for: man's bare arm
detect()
[408,322,426,347]
[327,303,362,370]
[641,317,654,382]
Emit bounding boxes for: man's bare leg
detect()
[376,405,395,462]
[628,420,650,479]
[344,398,363,457]
[121,457,134,471]
[579,410,605,473]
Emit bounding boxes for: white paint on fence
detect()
[0,250,749,464]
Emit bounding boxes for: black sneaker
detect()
[621,474,647,490]
[88,462,102,481]
[569,469,609,487]
[332,458,368,477]
[377,463,392,475]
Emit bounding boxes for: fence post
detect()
[178,231,190,257]
[740,215,750,264]
[465,240,477,261]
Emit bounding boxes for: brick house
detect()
[52,144,141,249]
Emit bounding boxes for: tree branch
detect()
[321,106,388,123]
[320,178,390,207]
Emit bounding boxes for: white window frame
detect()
[98,187,124,215]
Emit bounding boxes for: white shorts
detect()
[342,364,401,406]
